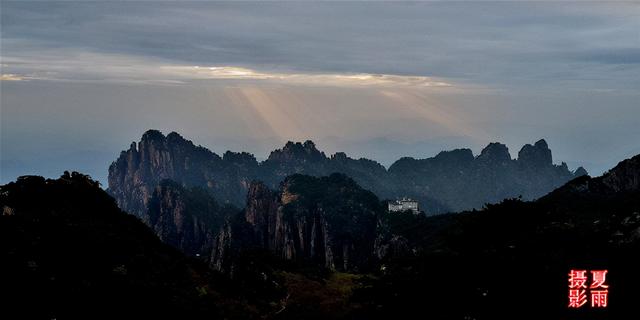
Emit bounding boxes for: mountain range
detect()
[106,130,588,270]
[108,130,586,220]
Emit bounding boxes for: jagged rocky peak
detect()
[138,130,216,157]
[139,129,188,143]
[602,154,640,192]
[267,140,327,162]
[331,152,349,161]
[166,130,186,141]
[303,139,317,150]
[128,141,137,152]
[215,173,380,272]
[108,129,222,218]
[223,150,258,165]
[141,128,166,142]
[574,166,588,177]
[477,142,511,164]
[518,139,552,167]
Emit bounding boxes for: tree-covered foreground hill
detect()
[0,172,283,319]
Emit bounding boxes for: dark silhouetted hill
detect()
[0,172,280,319]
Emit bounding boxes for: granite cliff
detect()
[212,173,381,273]
[146,180,238,258]
[108,130,258,220]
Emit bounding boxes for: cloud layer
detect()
[2,2,639,90]
[1,1,639,185]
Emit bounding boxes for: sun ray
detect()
[379,89,489,142]
[222,86,308,142]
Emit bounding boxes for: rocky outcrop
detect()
[602,154,640,192]
[574,166,588,178]
[210,221,234,274]
[477,142,512,165]
[108,130,257,219]
[146,180,232,258]
[266,140,326,164]
[261,140,332,185]
[212,174,381,272]
[518,139,552,168]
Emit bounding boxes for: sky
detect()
[1,1,639,185]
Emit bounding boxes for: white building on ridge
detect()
[388,198,420,214]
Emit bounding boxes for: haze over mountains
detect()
[109,130,586,219]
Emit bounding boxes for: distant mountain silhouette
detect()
[108,130,586,220]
